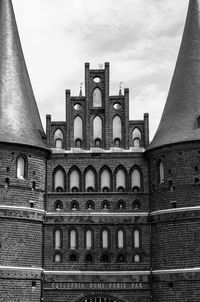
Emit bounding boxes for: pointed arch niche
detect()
[113,115,122,145]
[54,128,64,148]
[74,116,83,146]
[93,116,103,146]
[93,88,102,107]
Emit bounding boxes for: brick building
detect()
[0,0,200,301]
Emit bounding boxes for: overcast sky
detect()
[13,0,189,140]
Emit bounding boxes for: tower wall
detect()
[0,144,47,301]
[148,142,200,301]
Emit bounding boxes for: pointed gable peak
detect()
[0,0,46,149]
[147,0,200,150]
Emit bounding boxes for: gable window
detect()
[54,129,63,148]
[54,169,65,192]
[116,169,125,191]
[93,116,102,144]
[131,169,141,192]
[69,169,80,192]
[85,169,95,192]
[132,128,142,147]
[113,115,122,143]
[101,169,111,192]
[74,116,83,144]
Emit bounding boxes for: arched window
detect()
[54,253,61,263]
[54,168,65,192]
[86,200,95,210]
[86,230,92,249]
[54,129,63,148]
[113,115,122,141]
[102,230,109,249]
[95,138,101,148]
[55,230,61,249]
[101,253,110,262]
[93,88,102,107]
[116,169,125,191]
[17,156,26,179]
[133,200,141,210]
[93,116,102,142]
[69,169,80,192]
[102,200,110,210]
[117,200,126,210]
[117,230,124,248]
[131,169,141,192]
[70,230,77,249]
[71,201,79,211]
[134,230,140,248]
[54,200,63,211]
[158,161,165,183]
[101,169,111,192]
[134,254,140,263]
[74,116,83,142]
[75,139,82,148]
[85,169,95,191]
[132,128,142,147]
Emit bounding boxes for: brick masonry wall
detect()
[148,142,200,211]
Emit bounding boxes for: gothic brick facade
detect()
[0,0,200,302]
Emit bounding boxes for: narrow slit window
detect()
[55,230,61,249]
[134,230,140,248]
[17,156,26,179]
[118,230,124,248]
[86,230,92,249]
[102,230,109,249]
[70,230,77,249]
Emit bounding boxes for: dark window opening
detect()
[70,253,77,262]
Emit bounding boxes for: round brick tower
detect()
[0,1,48,301]
[147,1,200,301]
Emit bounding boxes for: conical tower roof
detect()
[148,0,200,150]
[0,0,46,149]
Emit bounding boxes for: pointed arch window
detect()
[117,230,124,248]
[101,169,111,192]
[70,230,77,249]
[131,169,141,192]
[116,169,125,191]
[86,230,92,249]
[54,129,64,148]
[69,169,80,192]
[74,116,83,143]
[93,116,103,143]
[55,230,61,249]
[54,200,63,211]
[134,230,140,248]
[17,156,26,179]
[132,128,142,147]
[113,115,122,142]
[85,169,95,192]
[93,88,102,107]
[158,161,165,183]
[102,230,109,249]
[54,169,65,192]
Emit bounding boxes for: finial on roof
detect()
[119,82,123,96]
[147,0,200,150]
[79,82,83,97]
[0,0,46,149]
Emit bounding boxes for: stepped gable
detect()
[0,0,46,149]
[148,0,200,150]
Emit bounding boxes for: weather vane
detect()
[119,82,123,95]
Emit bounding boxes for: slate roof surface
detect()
[147,0,200,150]
[0,0,46,149]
